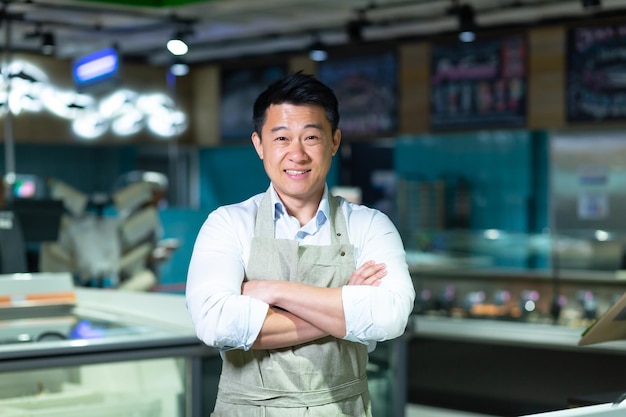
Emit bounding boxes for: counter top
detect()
[0,288,210,369]
[411,315,626,355]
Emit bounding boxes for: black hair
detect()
[252,71,340,137]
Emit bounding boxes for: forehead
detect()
[262,103,329,129]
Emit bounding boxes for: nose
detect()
[288,140,308,162]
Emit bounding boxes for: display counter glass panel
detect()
[0,357,187,417]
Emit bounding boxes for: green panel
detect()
[73,0,215,8]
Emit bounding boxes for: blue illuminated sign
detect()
[72,47,119,88]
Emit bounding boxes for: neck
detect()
[275,189,323,227]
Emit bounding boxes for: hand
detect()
[348,260,386,286]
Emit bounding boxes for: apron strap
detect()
[217,374,368,408]
[254,190,275,238]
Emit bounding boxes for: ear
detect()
[331,128,341,156]
[251,132,263,159]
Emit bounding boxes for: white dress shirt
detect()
[186,184,415,352]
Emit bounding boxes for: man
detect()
[186,71,415,416]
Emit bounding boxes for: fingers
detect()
[348,260,387,286]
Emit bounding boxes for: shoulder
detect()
[335,195,386,219]
[205,192,263,230]
[336,195,396,232]
[213,193,262,216]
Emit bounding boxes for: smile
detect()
[285,169,311,175]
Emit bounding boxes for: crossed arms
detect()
[242,260,387,349]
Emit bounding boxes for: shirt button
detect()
[340,251,345,256]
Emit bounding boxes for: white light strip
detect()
[0,60,187,140]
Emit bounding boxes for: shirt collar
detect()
[269,184,330,227]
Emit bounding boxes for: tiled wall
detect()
[394,130,548,233]
[0,143,138,196]
[156,208,209,293]
[198,145,268,209]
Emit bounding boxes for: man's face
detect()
[251,103,341,209]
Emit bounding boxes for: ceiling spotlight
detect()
[170,58,189,76]
[308,39,327,62]
[346,9,368,43]
[167,30,189,56]
[456,4,477,42]
[41,32,55,55]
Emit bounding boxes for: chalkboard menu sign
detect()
[318,51,397,137]
[567,23,626,122]
[430,35,527,130]
[220,65,286,142]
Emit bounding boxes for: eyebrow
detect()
[269,123,324,133]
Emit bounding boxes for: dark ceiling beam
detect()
[136,0,609,62]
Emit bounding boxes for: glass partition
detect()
[407,227,626,330]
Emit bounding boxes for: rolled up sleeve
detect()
[341,209,415,345]
[185,207,268,351]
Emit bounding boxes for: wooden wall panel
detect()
[527,26,566,129]
[398,42,430,135]
[289,54,316,75]
[190,65,220,147]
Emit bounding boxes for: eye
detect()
[305,135,320,141]
[274,136,288,142]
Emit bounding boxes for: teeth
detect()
[286,170,308,175]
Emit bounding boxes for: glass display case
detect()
[0,274,214,417]
[406,228,626,329]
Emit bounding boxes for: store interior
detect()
[3,1,626,417]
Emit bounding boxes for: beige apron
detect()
[211,190,371,417]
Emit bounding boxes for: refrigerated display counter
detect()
[0,272,215,417]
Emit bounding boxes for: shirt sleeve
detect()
[185,206,269,351]
[341,208,415,345]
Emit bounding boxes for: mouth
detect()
[284,169,311,176]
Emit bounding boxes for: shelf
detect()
[411,315,626,355]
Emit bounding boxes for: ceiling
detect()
[0,0,625,68]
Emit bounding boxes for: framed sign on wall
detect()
[430,34,527,130]
[567,23,626,122]
[318,50,397,138]
[219,65,286,142]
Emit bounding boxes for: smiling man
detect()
[186,71,415,417]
